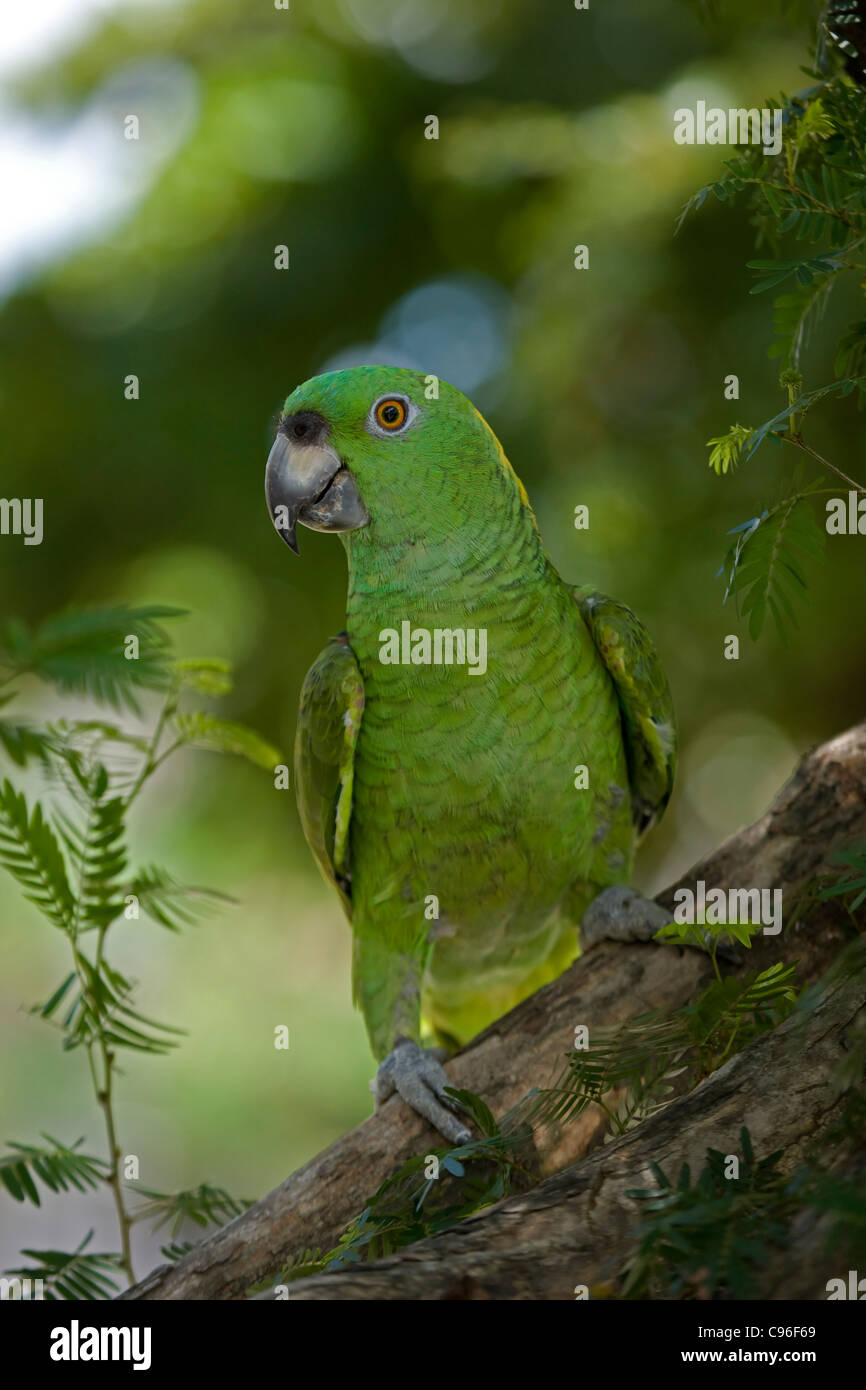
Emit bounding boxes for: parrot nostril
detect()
[281,409,327,445]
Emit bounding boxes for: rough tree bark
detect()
[287,942,865,1299]
[121,722,866,1301]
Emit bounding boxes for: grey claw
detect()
[372,1038,471,1145]
[581,885,746,965]
[581,885,673,949]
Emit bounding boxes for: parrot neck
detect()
[343,477,547,601]
[340,485,565,677]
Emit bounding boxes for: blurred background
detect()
[1,0,863,1281]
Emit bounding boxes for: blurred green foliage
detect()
[1,0,864,1277]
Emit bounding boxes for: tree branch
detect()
[120,722,866,1301]
[287,939,866,1299]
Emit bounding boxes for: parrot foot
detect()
[371,1037,471,1145]
[581,885,673,948]
[581,885,744,963]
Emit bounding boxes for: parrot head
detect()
[265,365,526,555]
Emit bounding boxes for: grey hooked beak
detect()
[264,429,369,555]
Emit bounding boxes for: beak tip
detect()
[271,516,300,554]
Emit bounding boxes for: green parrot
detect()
[265,365,676,1141]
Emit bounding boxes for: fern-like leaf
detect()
[0,606,182,712]
[173,713,281,769]
[128,865,235,931]
[706,424,755,475]
[744,377,866,461]
[131,1183,249,1239]
[172,657,233,696]
[0,1136,108,1206]
[819,841,866,913]
[769,278,835,366]
[621,1128,792,1299]
[726,495,826,641]
[0,781,74,930]
[56,791,128,932]
[4,1231,122,1300]
[0,711,56,769]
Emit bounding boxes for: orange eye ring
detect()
[375,397,408,430]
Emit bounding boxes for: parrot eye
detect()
[369,394,414,436]
[375,398,406,429]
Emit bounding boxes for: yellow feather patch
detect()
[471,404,536,517]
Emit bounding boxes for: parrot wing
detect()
[294,633,365,918]
[571,586,677,835]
